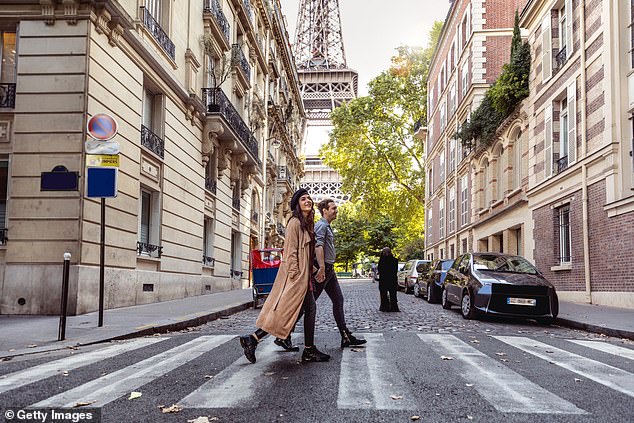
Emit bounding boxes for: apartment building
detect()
[0,0,305,315]
[424,0,528,262]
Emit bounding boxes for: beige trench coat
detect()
[256,217,311,339]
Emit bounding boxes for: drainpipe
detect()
[579,0,592,303]
[261,29,271,249]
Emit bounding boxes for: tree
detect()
[323,22,443,246]
[331,203,366,271]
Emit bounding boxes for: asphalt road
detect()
[1,279,633,423]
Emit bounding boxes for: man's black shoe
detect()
[239,335,257,364]
[274,336,300,352]
[341,329,367,348]
[301,346,330,362]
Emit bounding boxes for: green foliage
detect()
[325,23,442,255]
[455,11,530,149]
[332,204,366,271]
[399,237,426,261]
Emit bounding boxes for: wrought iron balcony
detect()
[203,0,230,45]
[140,6,175,61]
[205,177,217,194]
[141,124,165,158]
[242,0,253,22]
[137,241,163,258]
[556,155,568,174]
[231,44,250,83]
[555,46,567,71]
[202,255,215,267]
[202,88,260,164]
[0,83,16,108]
[232,196,241,210]
[0,228,7,245]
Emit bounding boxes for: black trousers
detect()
[379,286,398,311]
[296,263,348,333]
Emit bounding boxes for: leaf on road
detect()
[264,372,276,376]
[410,416,421,421]
[350,348,364,352]
[204,375,214,379]
[128,392,142,400]
[61,371,69,376]
[495,352,507,356]
[187,418,216,423]
[435,393,441,396]
[390,395,403,400]
[282,377,289,380]
[545,350,554,354]
[27,344,38,348]
[465,383,474,387]
[470,340,480,344]
[440,355,454,360]
[574,378,582,383]
[160,404,183,413]
[74,400,96,408]
[467,415,474,420]
[500,358,509,362]
[8,349,15,352]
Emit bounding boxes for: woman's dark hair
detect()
[381,247,392,257]
[291,196,315,235]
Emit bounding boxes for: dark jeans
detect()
[379,286,399,311]
[315,263,347,331]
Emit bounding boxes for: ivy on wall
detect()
[455,12,530,149]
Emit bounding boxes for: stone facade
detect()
[0,0,305,314]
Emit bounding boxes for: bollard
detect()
[58,252,71,341]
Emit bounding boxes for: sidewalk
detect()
[0,288,632,359]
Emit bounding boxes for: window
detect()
[449,83,456,116]
[0,31,17,83]
[428,121,434,144]
[462,238,468,254]
[542,15,552,81]
[143,86,164,137]
[496,149,504,200]
[429,86,435,113]
[440,248,444,260]
[427,208,433,244]
[0,160,7,245]
[138,188,162,258]
[439,150,445,182]
[231,230,242,278]
[557,205,571,264]
[460,175,469,226]
[449,188,456,233]
[205,150,218,193]
[544,105,553,178]
[560,98,569,165]
[449,139,456,172]
[461,62,469,100]
[439,199,445,239]
[440,101,446,131]
[559,5,567,53]
[203,217,215,266]
[450,244,455,259]
[483,160,491,207]
[428,167,434,196]
[513,131,522,188]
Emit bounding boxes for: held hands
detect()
[315,267,326,283]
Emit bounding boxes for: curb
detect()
[556,317,634,341]
[0,301,253,359]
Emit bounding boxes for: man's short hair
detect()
[317,198,335,215]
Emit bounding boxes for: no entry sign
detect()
[87,113,118,141]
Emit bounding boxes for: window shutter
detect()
[565,0,573,57]
[544,105,553,177]
[567,81,577,163]
[140,192,151,244]
[542,15,552,81]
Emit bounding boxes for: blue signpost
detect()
[85,113,120,328]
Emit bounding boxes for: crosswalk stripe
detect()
[419,334,586,414]
[0,338,166,395]
[567,340,634,361]
[31,335,234,408]
[181,340,290,408]
[338,333,414,410]
[494,336,634,398]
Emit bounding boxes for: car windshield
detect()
[472,255,538,275]
[441,260,454,271]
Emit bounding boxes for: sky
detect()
[279,0,451,96]
[278,0,451,155]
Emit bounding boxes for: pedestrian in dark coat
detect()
[378,247,399,312]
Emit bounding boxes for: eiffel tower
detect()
[294,0,357,204]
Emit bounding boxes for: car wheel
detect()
[426,283,437,304]
[405,282,413,295]
[461,290,477,320]
[441,288,452,309]
[413,283,421,298]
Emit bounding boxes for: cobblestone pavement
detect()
[200,278,614,341]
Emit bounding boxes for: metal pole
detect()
[58,252,71,341]
[98,198,105,327]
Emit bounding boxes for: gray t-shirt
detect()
[315,217,336,264]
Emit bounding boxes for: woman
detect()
[239,188,330,364]
[377,247,399,312]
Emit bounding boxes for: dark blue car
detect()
[414,259,454,303]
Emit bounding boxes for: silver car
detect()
[397,259,432,294]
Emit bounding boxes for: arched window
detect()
[482,159,490,208]
[513,130,522,188]
[496,147,504,200]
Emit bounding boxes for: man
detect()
[277,198,366,350]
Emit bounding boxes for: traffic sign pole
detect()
[98,198,105,327]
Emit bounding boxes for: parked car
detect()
[414,259,454,302]
[441,252,559,324]
[398,259,432,294]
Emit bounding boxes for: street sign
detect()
[85,139,120,155]
[86,167,118,198]
[86,154,120,167]
[87,113,118,141]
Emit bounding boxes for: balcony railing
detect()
[205,177,217,194]
[0,228,7,245]
[141,125,165,158]
[556,155,568,174]
[202,255,215,267]
[202,88,260,164]
[203,0,230,44]
[231,44,250,82]
[555,46,567,71]
[140,6,175,61]
[137,241,163,258]
[232,196,241,210]
[0,83,16,108]
[242,0,253,22]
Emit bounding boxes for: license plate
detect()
[507,297,536,306]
